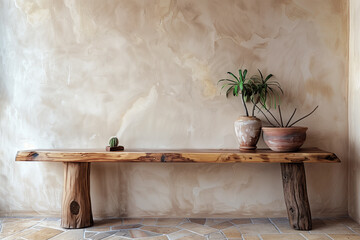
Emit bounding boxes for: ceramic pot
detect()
[234,116,262,150]
[262,127,308,152]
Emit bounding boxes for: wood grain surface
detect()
[61,162,93,229]
[281,163,312,230]
[16,148,340,163]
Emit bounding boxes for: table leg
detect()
[61,162,93,228]
[281,163,312,230]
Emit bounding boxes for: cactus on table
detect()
[109,136,119,147]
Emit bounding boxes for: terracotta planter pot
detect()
[234,116,262,150]
[262,127,308,152]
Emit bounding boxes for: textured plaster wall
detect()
[349,0,360,223]
[0,0,348,218]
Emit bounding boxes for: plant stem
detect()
[288,106,319,127]
[255,105,276,127]
[285,108,297,127]
[263,106,281,126]
[278,105,284,127]
[242,95,249,116]
[251,99,256,117]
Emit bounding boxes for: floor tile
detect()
[156,218,186,226]
[328,234,360,240]
[103,236,129,240]
[231,218,252,225]
[141,226,180,234]
[168,229,190,239]
[238,223,279,234]
[180,222,218,235]
[144,236,169,240]
[210,221,234,230]
[0,216,358,240]
[2,217,43,223]
[189,218,206,225]
[207,231,226,239]
[177,235,205,240]
[310,223,355,234]
[0,220,40,238]
[273,221,308,233]
[37,219,63,230]
[341,218,360,228]
[251,218,271,224]
[85,232,98,238]
[168,229,205,240]
[50,229,85,240]
[142,218,158,226]
[112,224,142,230]
[260,233,305,239]
[221,226,242,238]
[270,218,289,224]
[301,233,332,239]
[90,231,118,240]
[325,218,360,228]
[129,229,161,238]
[116,229,160,238]
[25,227,64,240]
[204,219,228,227]
[122,218,143,225]
[87,226,112,232]
[242,234,261,240]
[94,218,123,227]
[1,228,38,240]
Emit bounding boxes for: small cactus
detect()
[109,136,119,147]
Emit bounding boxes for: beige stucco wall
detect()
[349,0,360,223]
[0,0,348,218]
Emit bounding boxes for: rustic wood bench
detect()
[15,148,340,230]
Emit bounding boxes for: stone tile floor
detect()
[1,216,360,240]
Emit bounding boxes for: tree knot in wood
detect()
[70,200,80,215]
[325,154,337,161]
[28,152,39,158]
[282,174,290,182]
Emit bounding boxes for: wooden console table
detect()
[15,148,340,230]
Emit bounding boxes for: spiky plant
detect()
[218,69,250,116]
[257,105,319,127]
[248,69,283,115]
[218,69,283,117]
[109,136,119,147]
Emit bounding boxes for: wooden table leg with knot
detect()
[281,163,312,230]
[61,162,93,229]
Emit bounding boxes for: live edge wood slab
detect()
[16,148,340,230]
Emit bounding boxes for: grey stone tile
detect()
[189,218,206,225]
[251,218,271,224]
[50,229,85,240]
[90,231,118,240]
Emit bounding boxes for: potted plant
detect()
[218,69,282,150]
[257,105,318,152]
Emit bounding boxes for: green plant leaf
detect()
[267,82,283,93]
[243,69,248,79]
[234,85,238,96]
[221,83,233,90]
[226,87,233,97]
[268,88,277,108]
[258,69,264,82]
[265,74,273,82]
[218,78,237,84]
[227,72,239,81]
